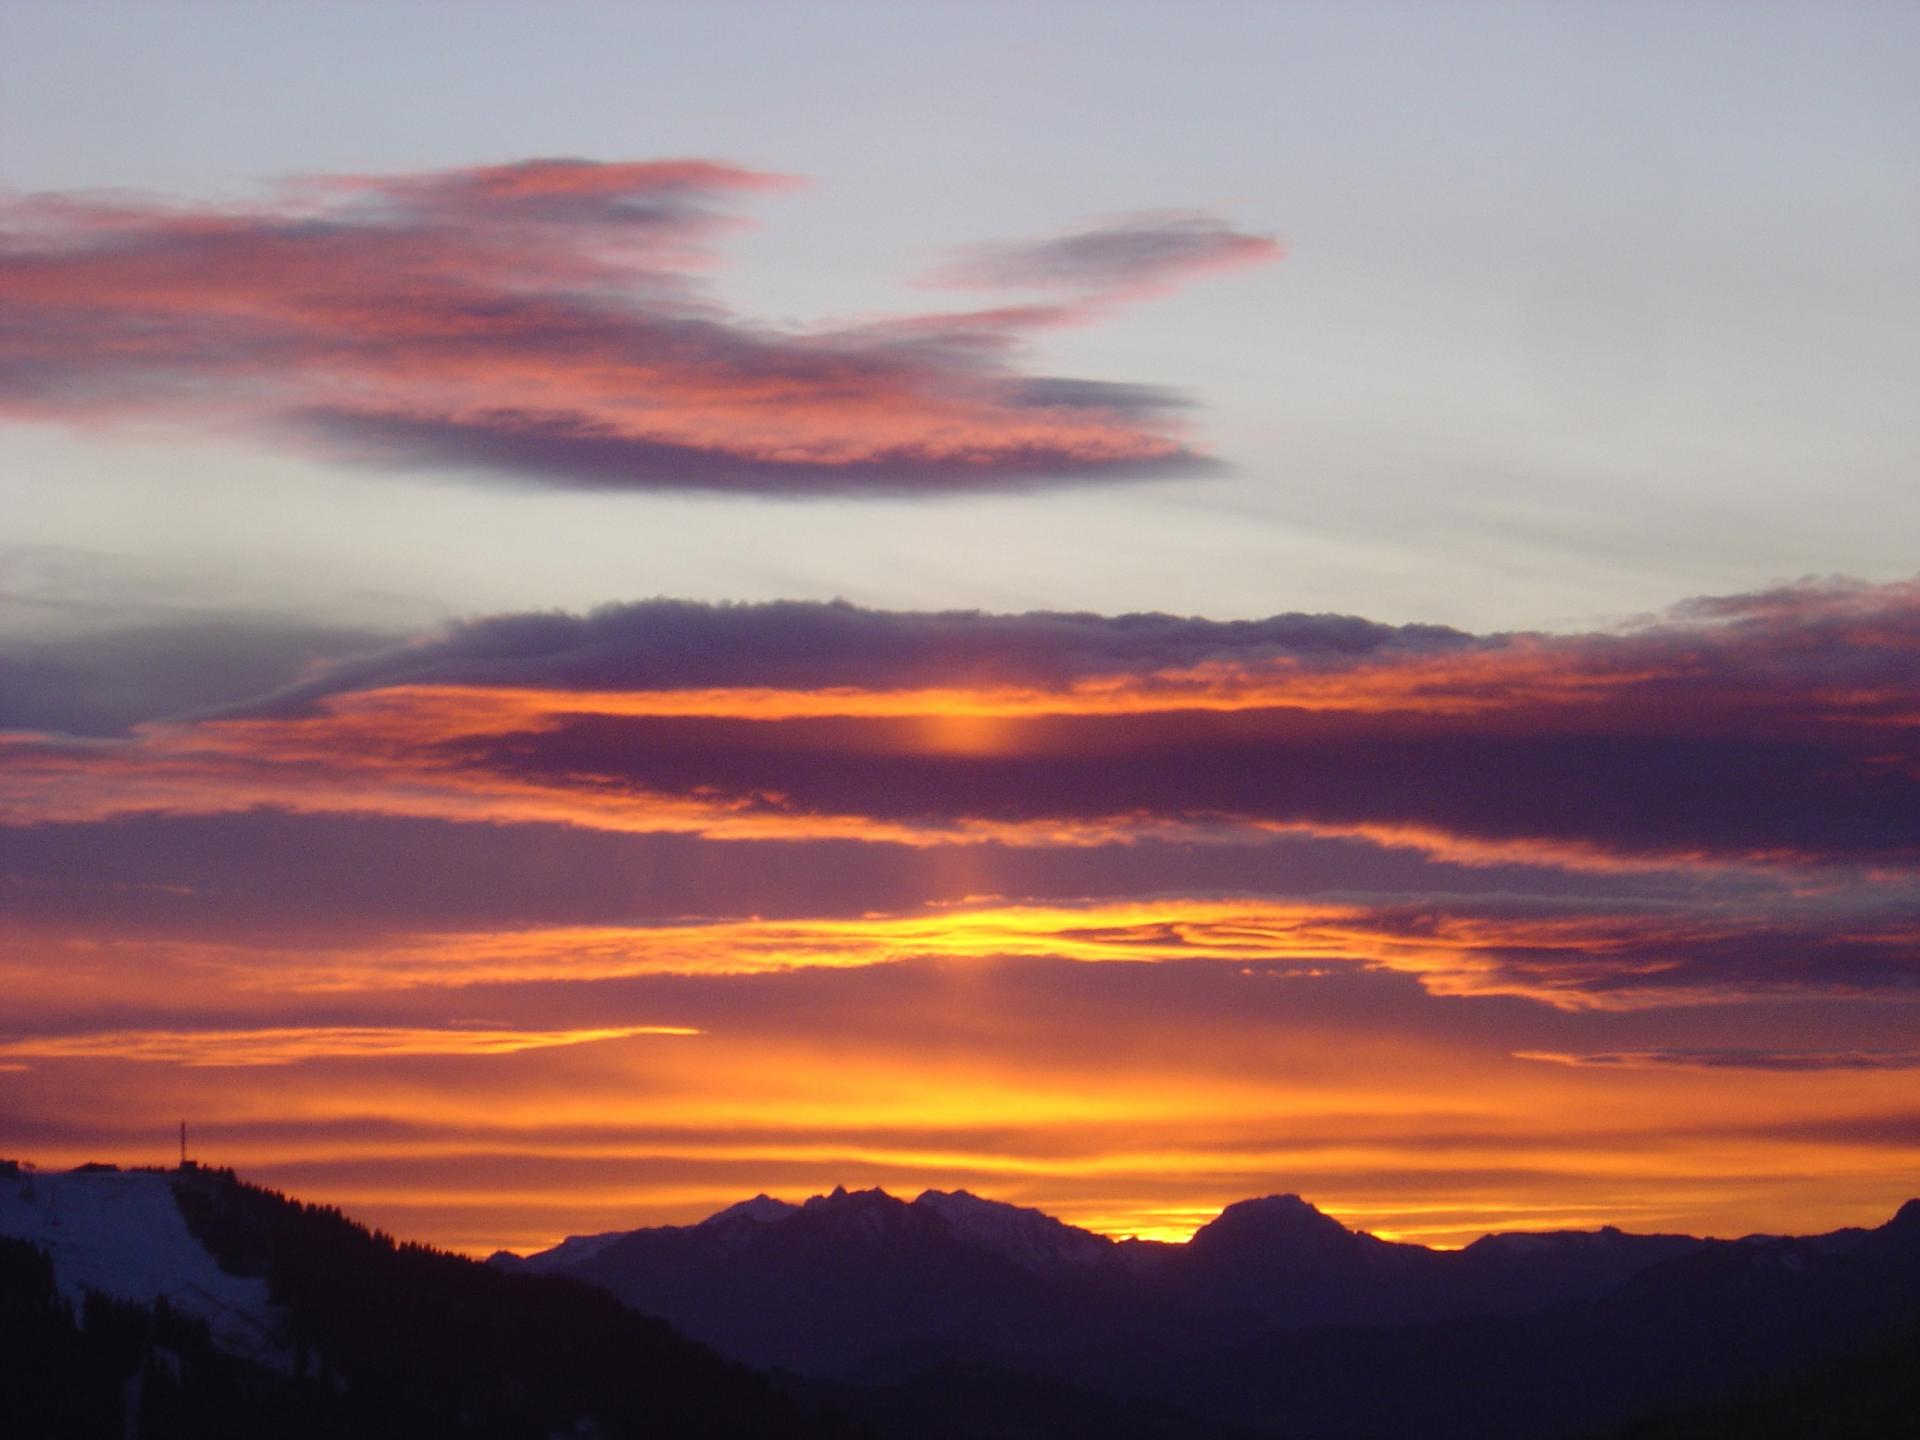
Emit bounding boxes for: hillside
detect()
[0,1161,860,1440]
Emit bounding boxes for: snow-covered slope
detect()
[521,1188,1107,1276]
[702,1193,801,1228]
[0,1166,283,1365]
[499,1228,634,1275]
[911,1189,1113,1273]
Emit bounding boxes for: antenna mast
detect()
[179,1120,186,1168]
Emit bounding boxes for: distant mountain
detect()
[505,1184,1714,1371]
[1169,1191,1707,1328]
[913,1188,1113,1275]
[1074,1198,1920,1440]
[510,1185,1920,1439]
[498,1185,1157,1376]
[0,1161,859,1439]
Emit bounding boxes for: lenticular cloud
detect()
[0,159,1277,494]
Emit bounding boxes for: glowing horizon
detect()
[4,3,1917,1268]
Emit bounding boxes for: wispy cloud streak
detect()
[930,211,1282,301]
[0,1022,697,1068]
[1516,1049,1920,1072]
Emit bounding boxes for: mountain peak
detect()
[1186,1193,1363,1260]
[808,1185,899,1209]
[1251,1192,1322,1215]
[701,1193,799,1227]
[912,1187,1005,1214]
[795,1186,913,1238]
[1214,1193,1347,1230]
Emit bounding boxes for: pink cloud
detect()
[0,161,1276,493]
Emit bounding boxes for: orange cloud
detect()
[4,581,1916,1255]
[10,895,1913,1012]
[5,977,1914,1254]
[0,1023,698,1068]
[7,580,1917,875]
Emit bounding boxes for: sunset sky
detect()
[2,1,1917,1255]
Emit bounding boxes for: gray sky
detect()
[2,0,1915,634]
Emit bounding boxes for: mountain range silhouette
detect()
[499,1185,1920,1438]
[4,1162,1915,1438]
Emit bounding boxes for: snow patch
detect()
[511,1230,634,1274]
[0,1169,284,1367]
[701,1194,799,1228]
[914,1189,1111,1272]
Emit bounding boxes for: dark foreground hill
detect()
[1602,1309,1920,1440]
[0,1163,860,1440]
